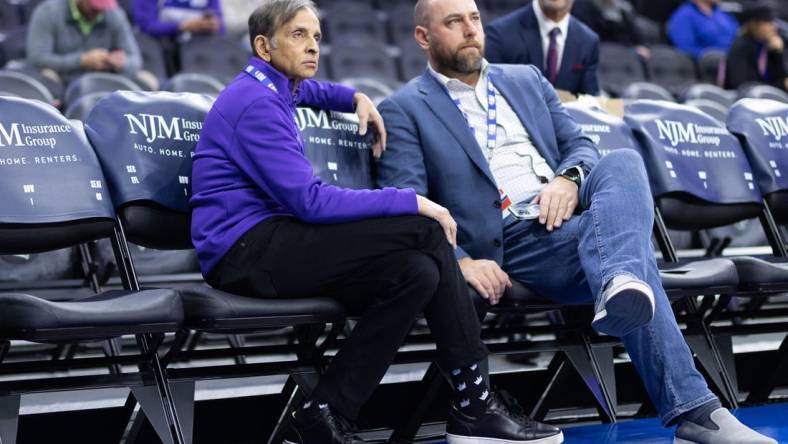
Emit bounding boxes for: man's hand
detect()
[532,176,579,231]
[416,195,456,248]
[107,50,127,72]
[80,48,110,71]
[353,92,386,158]
[458,258,512,305]
[181,16,220,34]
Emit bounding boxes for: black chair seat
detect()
[471,280,561,314]
[729,256,788,288]
[0,288,183,342]
[660,258,739,291]
[177,285,345,330]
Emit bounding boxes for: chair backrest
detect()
[64,72,140,107]
[134,31,168,82]
[296,106,376,189]
[339,77,394,105]
[179,36,251,83]
[684,98,728,124]
[387,3,416,46]
[0,248,78,283]
[697,49,726,85]
[646,45,698,93]
[741,84,788,103]
[0,1,19,31]
[329,41,399,84]
[0,97,116,254]
[0,25,26,66]
[399,39,427,82]
[162,73,225,96]
[727,98,788,224]
[681,83,735,108]
[563,102,637,156]
[598,43,645,97]
[325,3,386,44]
[622,81,674,101]
[64,91,108,121]
[0,69,53,104]
[625,99,763,230]
[84,91,214,249]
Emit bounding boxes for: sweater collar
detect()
[246,57,300,103]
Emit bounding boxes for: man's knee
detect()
[393,252,441,298]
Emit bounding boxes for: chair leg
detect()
[267,371,319,444]
[564,342,617,423]
[530,353,570,421]
[227,334,247,365]
[588,343,618,417]
[388,362,445,443]
[131,380,194,444]
[0,395,20,444]
[137,334,188,444]
[745,333,788,404]
[102,338,124,375]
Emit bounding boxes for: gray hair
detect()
[248,0,319,52]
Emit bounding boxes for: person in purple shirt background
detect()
[667,0,739,58]
[190,1,550,443]
[133,0,224,40]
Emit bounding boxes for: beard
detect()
[431,40,484,74]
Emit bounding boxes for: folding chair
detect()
[0,96,186,444]
[85,92,347,444]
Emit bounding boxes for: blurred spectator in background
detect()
[631,0,683,23]
[486,0,600,95]
[134,0,224,40]
[221,0,257,36]
[725,0,787,91]
[667,0,738,58]
[572,0,651,58]
[26,0,148,86]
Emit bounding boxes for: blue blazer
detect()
[485,4,600,96]
[376,64,599,264]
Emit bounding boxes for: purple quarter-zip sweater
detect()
[190,57,418,276]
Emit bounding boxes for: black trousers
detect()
[207,215,488,419]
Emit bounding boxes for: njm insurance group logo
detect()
[754,115,788,147]
[124,113,203,158]
[0,121,72,149]
[654,119,726,148]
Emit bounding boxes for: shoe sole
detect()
[592,281,655,337]
[446,431,564,444]
[673,438,695,444]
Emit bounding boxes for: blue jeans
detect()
[503,149,716,425]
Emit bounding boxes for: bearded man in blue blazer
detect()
[375,0,776,443]
[485,0,600,95]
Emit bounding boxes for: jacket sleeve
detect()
[484,22,508,64]
[26,5,82,72]
[297,80,356,112]
[230,97,417,223]
[134,0,180,38]
[531,66,599,174]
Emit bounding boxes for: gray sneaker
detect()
[674,408,777,444]
[592,275,655,337]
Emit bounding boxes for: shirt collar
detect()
[427,58,490,90]
[533,2,570,41]
[68,0,104,35]
[246,56,300,103]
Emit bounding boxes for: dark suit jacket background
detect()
[485,3,601,95]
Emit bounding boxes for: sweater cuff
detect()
[386,187,418,216]
[334,84,357,113]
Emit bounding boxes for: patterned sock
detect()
[299,396,329,417]
[449,362,490,417]
[679,398,723,428]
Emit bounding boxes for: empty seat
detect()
[340,77,393,105]
[324,2,387,44]
[0,1,19,31]
[179,35,251,83]
[64,91,107,120]
[681,83,736,108]
[741,84,788,103]
[387,3,416,46]
[598,43,646,97]
[329,41,399,84]
[399,39,427,82]
[621,81,674,101]
[0,25,25,66]
[697,49,726,86]
[646,45,698,95]
[134,30,168,83]
[684,98,728,123]
[163,72,225,95]
[0,69,53,103]
[63,72,140,107]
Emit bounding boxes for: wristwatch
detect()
[559,165,585,188]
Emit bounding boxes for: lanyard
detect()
[444,79,498,160]
[243,64,303,144]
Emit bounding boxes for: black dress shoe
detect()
[446,391,564,444]
[283,404,366,444]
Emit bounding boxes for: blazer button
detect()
[493,239,502,247]
[493,200,502,209]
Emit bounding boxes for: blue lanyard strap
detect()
[444,79,498,154]
[244,64,279,93]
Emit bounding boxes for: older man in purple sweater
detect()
[190,1,558,443]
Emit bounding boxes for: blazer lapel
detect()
[417,73,497,187]
[488,67,555,167]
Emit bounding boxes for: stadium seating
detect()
[329,40,400,86]
[0,25,25,67]
[179,35,251,84]
[324,1,387,44]
[741,84,788,103]
[684,98,728,123]
[621,81,674,101]
[598,43,646,97]
[0,1,19,31]
[0,68,53,103]
[162,72,225,96]
[697,49,726,86]
[681,83,736,108]
[0,96,186,444]
[646,45,698,96]
[135,30,169,83]
[340,76,393,105]
[64,91,107,120]
[63,72,140,107]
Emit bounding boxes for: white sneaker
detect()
[674,408,777,443]
[592,275,655,337]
